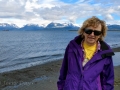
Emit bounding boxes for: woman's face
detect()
[83,24,102,46]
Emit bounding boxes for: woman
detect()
[57,16,114,90]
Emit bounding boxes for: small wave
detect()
[0,53,64,73]
[0,58,8,63]
[51,53,63,56]
[28,55,47,59]
[15,53,63,60]
[111,43,120,48]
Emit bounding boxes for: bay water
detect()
[0,30,120,73]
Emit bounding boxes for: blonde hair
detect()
[78,16,108,41]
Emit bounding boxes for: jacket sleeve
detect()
[57,45,69,90]
[100,57,114,90]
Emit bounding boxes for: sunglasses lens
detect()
[84,29,102,36]
[94,31,101,36]
[84,29,92,34]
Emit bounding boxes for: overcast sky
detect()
[0,0,120,27]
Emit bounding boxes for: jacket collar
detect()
[74,35,115,58]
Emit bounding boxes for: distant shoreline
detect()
[0,29,120,31]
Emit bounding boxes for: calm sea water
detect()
[0,30,120,73]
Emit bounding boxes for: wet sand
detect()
[0,47,120,90]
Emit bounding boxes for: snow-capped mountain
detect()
[107,24,120,30]
[0,23,18,30]
[0,22,79,31]
[19,24,44,31]
[0,23,18,28]
[46,22,78,28]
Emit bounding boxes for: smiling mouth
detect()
[88,37,95,39]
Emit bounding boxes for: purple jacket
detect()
[57,35,114,90]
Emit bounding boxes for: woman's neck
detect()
[83,41,97,47]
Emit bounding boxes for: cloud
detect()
[0,0,25,12]
[34,3,95,22]
[104,14,114,20]
[0,0,120,27]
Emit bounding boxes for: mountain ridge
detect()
[0,23,120,31]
